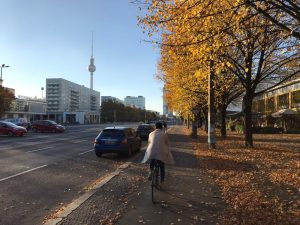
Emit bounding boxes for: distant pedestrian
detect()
[141,121,174,186]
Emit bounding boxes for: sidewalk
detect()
[53,126,225,225]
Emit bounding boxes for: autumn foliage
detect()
[0,86,15,118]
[194,129,300,224]
[136,0,300,147]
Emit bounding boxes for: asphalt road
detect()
[0,123,146,225]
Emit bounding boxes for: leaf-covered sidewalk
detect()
[194,130,300,225]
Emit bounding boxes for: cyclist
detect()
[141,121,174,186]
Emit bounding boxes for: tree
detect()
[137,0,300,147]
[0,86,15,118]
[101,100,159,122]
[244,0,300,39]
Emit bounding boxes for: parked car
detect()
[4,118,31,129]
[32,120,65,133]
[94,127,142,157]
[136,124,155,141]
[0,121,27,137]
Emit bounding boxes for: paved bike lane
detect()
[47,126,225,225]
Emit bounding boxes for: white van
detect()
[4,118,29,128]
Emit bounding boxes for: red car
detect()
[0,121,27,137]
[32,120,65,133]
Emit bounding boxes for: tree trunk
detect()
[243,94,254,147]
[220,105,227,138]
[203,116,208,133]
[192,119,197,138]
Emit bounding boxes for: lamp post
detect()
[0,64,9,86]
[208,60,216,149]
[41,87,44,99]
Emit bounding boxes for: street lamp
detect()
[208,60,216,149]
[41,87,44,99]
[0,64,9,86]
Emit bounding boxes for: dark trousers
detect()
[150,159,165,182]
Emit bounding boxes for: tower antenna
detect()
[88,31,96,90]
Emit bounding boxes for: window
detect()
[291,90,300,107]
[278,94,289,109]
[101,129,124,138]
[257,99,265,113]
[266,97,275,112]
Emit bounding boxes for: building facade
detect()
[124,96,145,109]
[253,78,300,114]
[46,78,100,124]
[252,78,300,129]
[163,87,173,117]
[3,96,47,122]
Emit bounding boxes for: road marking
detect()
[78,149,94,156]
[26,146,55,153]
[72,140,87,144]
[0,164,48,182]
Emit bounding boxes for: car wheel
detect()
[95,152,102,157]
[7,131,14,137]
[52,129,56,133]
[33,128,37,133]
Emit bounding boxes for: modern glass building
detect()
[124,96,145,110]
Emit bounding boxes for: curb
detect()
[43,162,132,225]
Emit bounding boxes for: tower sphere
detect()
[88,64,96,72]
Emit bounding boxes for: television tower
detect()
[88,32,96,90]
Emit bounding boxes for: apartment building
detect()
[46,78,100,124]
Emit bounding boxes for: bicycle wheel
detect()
[151,169,156,203]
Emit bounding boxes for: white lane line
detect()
[0,164,48,182]
[78,149,94,156]
[72,140,87,144]
[26,146,55,153]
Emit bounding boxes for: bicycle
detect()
[151,160,160,203]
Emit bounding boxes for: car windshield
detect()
[49,121,58,125]
[100,129,124,138]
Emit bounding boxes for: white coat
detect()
[141,129,174,164]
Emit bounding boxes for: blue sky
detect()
[0,0,163,113]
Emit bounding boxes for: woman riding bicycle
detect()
[142,121,174,186]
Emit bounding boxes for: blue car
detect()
[94,127,142,157]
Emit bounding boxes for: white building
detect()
[124,96,145,109]
[163,87,173,117]
[3,94,47,122]
[46,78,100,124]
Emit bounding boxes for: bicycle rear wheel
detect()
[151,169,156,203]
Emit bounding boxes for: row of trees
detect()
[101,100,160,123]
[135,0,300,147]
[0,86,15,118]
